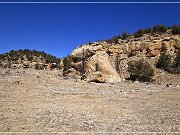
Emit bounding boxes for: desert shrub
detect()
[115,53,121,73]
[105,31,131,43]
[20,56,24,60]
[0,49,60,64]
[127,59,154,82]
[133,28,151,38]
[35,63,39,70]
[167,49,180,74]
[34,63,44,70]
[172,49,180,68]
[143,28,152,33]
[156,44,171,70]
[133,29,144,38]
[171,25,180,35]
[0,54,5,60]
[106,35,121,43]
[128,51,137,57]
[27,56,33,61]
[121,31,131,40]
[152,24,168,33]
[63,55,72,72]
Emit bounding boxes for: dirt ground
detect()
[0,68,180,134]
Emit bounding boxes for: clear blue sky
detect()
[0,2,180,58]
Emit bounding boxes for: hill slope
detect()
[65,25,180,85]
[0,49,61,69]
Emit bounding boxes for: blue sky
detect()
[0,3,180,58]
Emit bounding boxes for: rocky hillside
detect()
[1,25,180,85]
[0,49,61,69]
[64,25,180,84]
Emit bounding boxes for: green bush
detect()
[0,49,60,64]
[127,59,154,82]
[133,29,144,38]
[172,49,180,68]
[104,24,178,42]
[152,24,168,33]
[27,56,33,61]
[143,28,152,33]
[133,28,152,38]
[121,31,131,40]
[35,63,44,70]
[156,44,171,70]
[171,25,180,35]
[128,51,137,57]
[105,31,131,43]
[106,35,121,43]
[63,55,72,72]
[35,63,39,70]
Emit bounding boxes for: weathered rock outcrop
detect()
[0,49,60,70]
[85,51,121,83]
[71,47,121,83]
[70,31,180,83]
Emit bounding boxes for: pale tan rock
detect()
[147,43,162,57]
[85,51,121,83]
[71,43,103,59]
[172,36,180,49]
[63,68,80,79]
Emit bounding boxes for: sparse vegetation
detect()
[156,44,171,70]
[105,31,131,43]
[133,29,144,38]
[115,53,121,73]
[128,51,137,57]
[0,49,60,63]
[105,35,121,44]
[168,49,180,74]
[105,24,179,43]
[0,49,61,68]
[171,25,180,35]
[121,31,131,40]
[35,63,39,70]
[127,59,154,82]
[133,28,151,38]
[152,24,169,33]
[172,49,180,68]
[62,55,72,73]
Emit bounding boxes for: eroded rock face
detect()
[70,32,180,83]
[71,45,122,83]
[85,51,121,83]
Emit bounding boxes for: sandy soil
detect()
[0,68,180,134]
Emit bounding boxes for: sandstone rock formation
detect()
[71,46,121,83]
[85,51,121,83]
[70,31,180,82]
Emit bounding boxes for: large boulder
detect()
[85,51,121,83]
